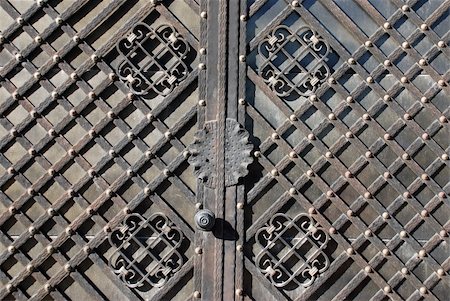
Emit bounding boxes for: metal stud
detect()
[402,41,410,49]
[418,59,427,66]
[401,5,409,12]
[200,11,207,18]
[401,267,408,275]
[347,58,355,64]
[325,151,333,158]
[383,60,391,66]
[383,286,391,294]
[400,230,407,238]
[193,291,201,298]
[420,96,428,103]
[365,40,373,47]
[291,0,299,7]
[346,247,354,255]
[382,212,390,219]
[306,170,314,177]
[437,41,446,48]
[364,266,372,273]
[420,24,428,31]
[195,247,202,255]
[309,94,317,101]
[345,171,353,178]
[418,250,426,258]
[383,22,391,29]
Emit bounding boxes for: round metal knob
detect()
[195,209,215,231]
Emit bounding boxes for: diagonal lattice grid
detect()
[243,1,449,300]
[0,1,202,300]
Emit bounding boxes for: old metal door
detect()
[0,0,449,301]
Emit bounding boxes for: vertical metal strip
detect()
[236,0,248,299]
[215,0,228,300]
[194,0,208,298]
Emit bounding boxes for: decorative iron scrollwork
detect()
[258,25,331,98]
[188,118,253,188]
[255,213,330,288]
[108,213,184,289]
[116,23,191,97]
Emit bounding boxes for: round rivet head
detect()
[271,169,278,177]
[366,76,374,83]
[308,207,316,215]
[365,40,373,47]
[401,267,408,275]
[240,15,247,21]
[347,58,355,64]
[27,264,34,272]
[307,133,315,140]
[383,22,391,29]
[421,96,428,103]
[328,113,336,120]
[309,94,317,101]
[364,229,372,237]
[91,54,98,62]
[439,116,447,123]
[437,268,445,276]
[195,209,215,231]
[420,24,428,31]
[33,72,41,79]
[73,35,80,43]
[437,41,446,48]
[239,55,246,62]
[365,151,373,158]
[347,210,354,217]
[402,41,410,49]
[364,266,372,273]
[400,76,408,83]
[44,284,52,292]
[8,246,15,253]
[403,191,411,198]
[441,154,449,160]
[306,170,314,177]
[238,98,245,105]
[404,113,411,120]
[237,202,244,209]
[422,133,430,140]
[384,133,392,140]
[438,79,446,86]
[47,208,55,216]
[419,287,427,295]
[55,17,62,25]
[363,113,370,120]
[8,206,16,214]
[346,96,353,103]
[194,247,202,254]
[34,35,42,43]
[384,286,391,294]
[290,114,297,121]
[200,11,207,18]
[328,77,335,84]
[418,59,427,66]
[198,99,206,106]
[289,187,297,195]
[400,230,407,238]
[271,132,279,140]
[420,210,428,217]
[53,54,60,62]
[421,174,429,181]
[254,151,261,157]
[329,227,336,234]
[199,47,206,55]
[438,191,447,199]
[345,171,353,178]
[83,246,91,254]
[418,250,426,258]
[402,5,409,12]
[6,284,14,292]
[236,289,243,296]
[346,247,354,255]
[402,153,410,160]
[46,245,55,254]
[325,151,333,158]
[345,131,353,138]
[289,151,297,159]
[364,192,372,199]
[237,245,243,252]
[292,0,299,6]
[382,248,390,256]
[198,63,206,70]
[383,94,390,101]
[193,291,201,298]
[383,60,391,66]
[382,212,390,219]
[440,229,448,237]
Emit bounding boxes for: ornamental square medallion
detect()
[108,213,184,289]
[117,23,191,97]
[258,25,331,99]
[255,213,330,288]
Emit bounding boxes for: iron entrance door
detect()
[0,0,449,301]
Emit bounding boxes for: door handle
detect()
[195,209,215,231]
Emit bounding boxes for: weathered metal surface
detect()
[0,0,448,300]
